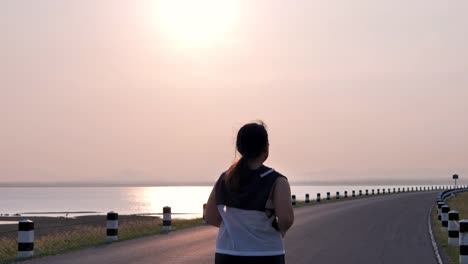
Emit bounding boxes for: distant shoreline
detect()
[0,181,461,188]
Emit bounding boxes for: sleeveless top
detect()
[214,165,287,256]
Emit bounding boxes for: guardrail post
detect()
[317,193,321,202]
[17,220,34,259]
[291,195,296,205]
[398,188,400,193]
[305,194,310,203]
[107,211,118,242]
[442,205,450,230]
[372,189,374,195]
[336,192,340,200]
[437,202,445,221]
[344,191,348,198]
[383,189,385,194]
[460,220,468,264]
[359,190,362,196]
[327,192,330,200]
[352,190,355,197]
[203,203,207,224]
[366,189,369,196]
[448,210,459,246]
[162,206,172,231]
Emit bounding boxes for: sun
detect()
[154,0,238,47]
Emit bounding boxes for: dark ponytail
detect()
[225,122,269,191]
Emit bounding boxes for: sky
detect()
[1,0,467,185]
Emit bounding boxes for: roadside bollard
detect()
[327,192,330,200]
[203,204,207,224]
[372,189,374,195]
[352,190,355,197]
[411,187,414,192]
[377,189,380,195]
[388,188,390,193]
[162,206,172,232]
[442,205,450,230]
[305,194,310,203]
[292,195,296,206]
[398,188,400,193]
[460,220,468,264]
[359,190,362,196]
[448,210,459,246]
[107,211,118,242]
[317,193,321,202]
[393,188,396,193]
[336,192,340,200]
[437,202,445,221]
[366,190,368,196]
[344,191,348,198]
[383,189,385,194]
[17,220,34,258]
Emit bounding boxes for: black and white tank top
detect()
[214,165,287,256]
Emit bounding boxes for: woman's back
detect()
[214,165,286,256]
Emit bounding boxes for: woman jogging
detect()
[205,122,294,264]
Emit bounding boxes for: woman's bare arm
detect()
[205,185,222,227]
[273,177,294,237]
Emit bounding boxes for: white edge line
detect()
[428,204,444,264]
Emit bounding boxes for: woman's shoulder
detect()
[263,166,287,181]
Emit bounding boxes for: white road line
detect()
[428,204,444,264]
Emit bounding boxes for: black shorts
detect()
[215,253,285,264]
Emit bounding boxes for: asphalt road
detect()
[23,192,438,264]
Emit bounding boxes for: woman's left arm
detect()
[205,185,222,227]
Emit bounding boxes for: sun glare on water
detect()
[154,0,238,47]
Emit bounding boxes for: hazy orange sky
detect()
[1,0,467,185]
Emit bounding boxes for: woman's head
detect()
[225,121,269,191]
[236,122,269,162]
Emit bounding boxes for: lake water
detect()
[0,185,443,220]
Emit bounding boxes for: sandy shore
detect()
[0,215,159,238]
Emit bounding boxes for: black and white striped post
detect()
[162,206,172,232]
[437,202,445,221]
[336,192,340,200]
[448,210,459,246]
[352,190,355,197]
[344,191,348,198]
[203,203,207,224]
[359,190,362,196]
[305,194,310,203]
[460,220,468,264]
[317,193,321,202]
[17,220,34,258]
[441,205,450,230]
[107,211,118,242]
[327,192,330,200]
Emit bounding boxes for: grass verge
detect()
[0,217,204,264]
[432,191,468,264]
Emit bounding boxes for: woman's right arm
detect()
[273,177,294,237]
[205,184,222,227]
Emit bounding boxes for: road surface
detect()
[23,192,438,264]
